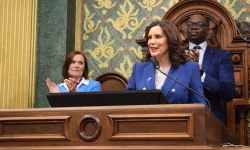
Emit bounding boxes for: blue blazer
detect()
[127,61,207,106]
[202,46,235,123]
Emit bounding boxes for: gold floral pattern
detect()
[114,55,134,78]
[137,0,163,11]
[82,4,101,40]
[81,0,249,79]
[93,0,117,14]
[218,0,247,19]
[85,26,123,68]
[107,0,145,39]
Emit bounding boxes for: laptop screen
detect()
[47,90,167,107]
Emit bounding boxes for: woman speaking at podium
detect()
[46,51,101,93]
[127,20,207,106]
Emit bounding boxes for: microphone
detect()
[235,21,250,42]
[151,57,160,69]
[150,57,211,109]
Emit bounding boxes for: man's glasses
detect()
[186,22,207,28]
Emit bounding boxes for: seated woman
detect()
[126,20,207,106]
[46,51,101,93]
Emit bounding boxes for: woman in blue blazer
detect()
[127,20,207,106]
[46,51,101,93]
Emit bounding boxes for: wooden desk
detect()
[0,104,233,149]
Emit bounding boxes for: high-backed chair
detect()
[136,0,250,145]
[163,0,250,145]
[96,73,128,91]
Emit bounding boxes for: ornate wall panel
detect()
[79,0,250,80]
[0,0,37,108]
[217,0,250,22]
[79,0,179,79]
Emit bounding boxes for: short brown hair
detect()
[144,20,186,67]
[62,51,89,79]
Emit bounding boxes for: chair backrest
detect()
[163,0,248,101]
[96,73,128,91]
[161,0,250,144]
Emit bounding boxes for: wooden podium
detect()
[0,104,233,149]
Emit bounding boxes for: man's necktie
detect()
[192,45,201,63]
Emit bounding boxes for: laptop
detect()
[47,90,167,107]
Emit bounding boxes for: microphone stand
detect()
[155,65,211,110]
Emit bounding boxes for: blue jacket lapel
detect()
[161,64,184,96]
[202,46,215,72]
[144,62,156,90]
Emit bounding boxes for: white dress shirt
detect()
[59,77,89,92]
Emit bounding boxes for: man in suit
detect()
[186,14,235,124]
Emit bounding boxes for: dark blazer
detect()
[126,61,207,106]
[202,46,235,123]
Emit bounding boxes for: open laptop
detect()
[47,90,167,107]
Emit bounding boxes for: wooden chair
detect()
[96,73,128,91]
[164,0,250,145]
[137,0,250,145]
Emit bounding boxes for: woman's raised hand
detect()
[46,78,60,93]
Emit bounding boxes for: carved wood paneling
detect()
[108,113,194,140]
[78,115,102,142]
[161,0,250,145]
[0,145,242,150]
[0,116,71,141]
[163,0,248,101]
[0,104,229,148]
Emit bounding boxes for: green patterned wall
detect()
[218,0,250,22]
[81,0,249,80]
[81,0,179,79]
